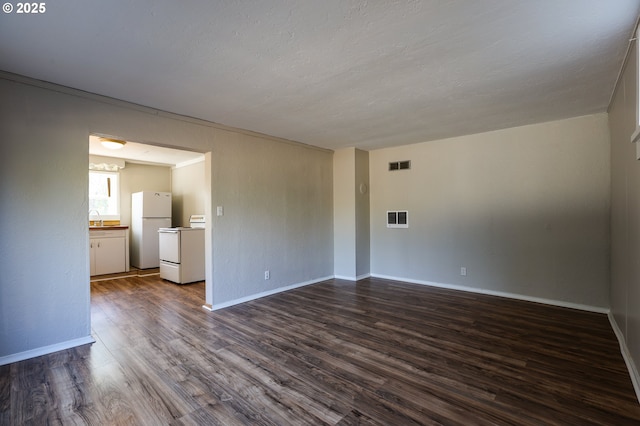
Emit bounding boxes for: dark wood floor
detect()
[89,267,160,282]
[2,276,639,425]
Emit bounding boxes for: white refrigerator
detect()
[130,191,172,269]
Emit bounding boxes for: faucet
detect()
[88,209,103,226]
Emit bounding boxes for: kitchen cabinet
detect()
[90,227,130,276]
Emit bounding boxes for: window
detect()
[89,171,120,220]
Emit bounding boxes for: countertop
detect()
[89,226,129,230]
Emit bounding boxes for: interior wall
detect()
[0,74,333,362]
[355,149,370,278]
[119,162,172,226]
[171,160,206,227]
[212,131,333,305]
[609,36,640,387]
[0,79,93,361]
[333,148,356,279]
[370,113,611,309]
[332,147,370,280]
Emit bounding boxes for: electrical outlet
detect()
[460,267,467,276]
[216,206,224,216]
[264,270,270,280]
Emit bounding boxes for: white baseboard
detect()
[370,274,640,403]
[334,273,371,281]
[0,335,96,366]
[608,313,640,404]
[334,275,356,281]
[369,274,609,314]
[209,273,609,314]
[209,275,335,311]
[208,272,639,404]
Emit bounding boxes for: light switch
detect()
[217,206,223,216]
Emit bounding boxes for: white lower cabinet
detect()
[90,228,130,276]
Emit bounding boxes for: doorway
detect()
[88,134,212,305]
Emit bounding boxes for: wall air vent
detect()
[387,210,409,228]
[389,160,411,171]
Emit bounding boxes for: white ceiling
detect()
[2,1,639,151]
[89,135,204,167]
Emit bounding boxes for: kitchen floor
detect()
[90,267,159,282]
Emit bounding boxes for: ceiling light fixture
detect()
[100,138,127,150]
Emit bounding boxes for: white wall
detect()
[0,74,333,362]
[0,79,93,361]
[120,162,172,226]
[333,148,356,278]
[355,149,370,278]
[92,158,203,227]
[333,148,370,280]
[171,160,206,227]
[370,114,611,309]
[609,36,640,391]
[211,131,333,305]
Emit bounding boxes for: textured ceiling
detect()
[1,1,639,151]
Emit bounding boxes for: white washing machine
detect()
[158,215,205,284]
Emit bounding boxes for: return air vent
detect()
[387,210,409,228]
[389,160,411,171]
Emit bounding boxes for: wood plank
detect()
[1,276,639,424]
